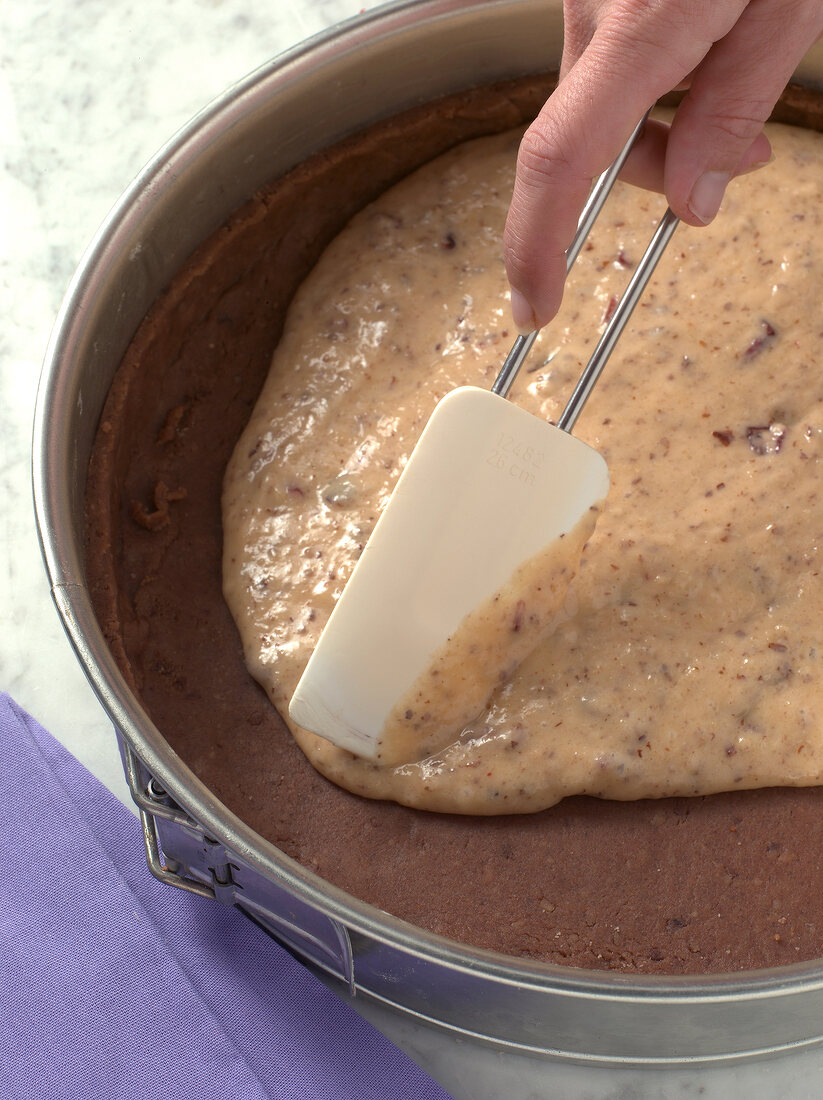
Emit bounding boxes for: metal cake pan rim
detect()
[31,0,823,1056]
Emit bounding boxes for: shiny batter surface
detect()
[223,122,823,814]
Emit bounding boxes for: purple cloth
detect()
[0,693,452,1100]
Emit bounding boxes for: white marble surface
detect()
[3,0,823,1096]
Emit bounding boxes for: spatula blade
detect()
[289,386,608,761]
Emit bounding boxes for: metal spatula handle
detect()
[557,206,679,432]
[493,112,650,398]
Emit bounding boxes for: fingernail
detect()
[510,287,537,335]
[687,171,730,225]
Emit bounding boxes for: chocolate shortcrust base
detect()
[86,76,823,974]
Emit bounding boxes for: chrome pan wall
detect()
[33,0,823,1065]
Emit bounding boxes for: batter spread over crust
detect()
[223,122,823,814]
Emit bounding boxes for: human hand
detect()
[504,0,823,333]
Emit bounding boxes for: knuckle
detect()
[705,101,773,145]
[516,122,585,195]
[599,0,714,80]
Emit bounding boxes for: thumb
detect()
[663,4,823,225]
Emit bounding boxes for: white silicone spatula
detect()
[290,122,679,764]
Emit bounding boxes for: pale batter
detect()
[378,503,602,765]
[223,121,823,814]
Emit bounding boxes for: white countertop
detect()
[3,0,823,1095]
